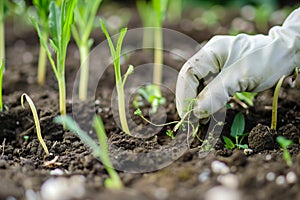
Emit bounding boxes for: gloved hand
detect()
[176,7,300,119]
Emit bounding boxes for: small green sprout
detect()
[21,93,49,155]
[72,0,102,100]
[0,59,4,111]
[55,115,123,189]
[292,67,298,87]
[166,130,174,140]
[100,20,132,135]
[271,75,285,130]
[33,0,51,85]
[223,112,249,150]
[0,0,7,62]
[135,84,166,113]
[166,0,182,22]
[31,0,77,117]
[276,136,293,167]
[234,92,257,107]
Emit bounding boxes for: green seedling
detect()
[152,0,168,86]
[166,130,175,140]
[55,115,123,189]
[276,136,293,167]
[166,0,182,22]
[223,112,249,150]
[100,20,133,135]
[234,92,257,107]
[0,0,7,62]
[134,84,166,113]
[292,67,298,87]
[136,0,154,48]
[33,0,51,85]
[72,0,102,100]
[271,75,285,130]
[21,93,49,155]
[0,59,4,111]
[31,0,76,117]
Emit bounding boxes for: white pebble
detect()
[198,170,211,183]
[50,169,64,176]
[154,187,169,200]
[218,174,239,189]
[266,172,276,181]
[265,155,272,161]
[243,148,253,155]
[41,176,85,200]
[276,175,286,185]
[211,160,230,174]
[205,186,241,200]
[286,171,297,184]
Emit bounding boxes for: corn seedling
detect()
[100,20,133,135]
[21,93,49,155]
[33,0,51,85]
[223,112,249,150]
[55,115,123,189]
[0,0,7,62]
[276,136,293,167]
[0,59,4,111]
[152,0,168,86]
[31,0,77,117]
[136,0,154,48]
[166,0,182,22]
[72,0,102,100]
[271,75,285,130]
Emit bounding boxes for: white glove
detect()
[176,8,300,119]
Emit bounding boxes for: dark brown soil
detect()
[1,4,300,200]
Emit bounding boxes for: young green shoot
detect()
[166,0,182,22]
[0,59,4,111]
[136,0,154,48]
[31,0,77,117]
[223,112,249,150]
[276,136,293,167]
[72,0,102,100]
[54,115,123,189]
[234,92,257,108]
[166,129,175,140]
[152,0,168,86]
[271,75,285,130]
[21,93,49,155]
[33,0,51,85]
[0,0,6,62]
[135,84,166,113]
[100,20,132,135]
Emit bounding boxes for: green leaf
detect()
[223,136,235,150]
[236,144,249,149]
[230,112,245,138]
[48,1,61,47]
[276,136,293,149]
[234,92,257,107]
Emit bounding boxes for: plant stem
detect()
[271,75,285,130]
[153,26,163,85]
[58,74,66,116]
[0,0,4,62]
[116,81,130,135]
[78,44,89,100]
[37,32,48,85]
[0,60,3,111]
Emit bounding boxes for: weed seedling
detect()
[33,0,51,85]
[271,75,285,130]
[72,0,102,100]
[0,59,4,111]
[234,92,257,107]
[21,93,49,155]
[55,115,123,189]
[223,112,249,150]
[100,20,133,135]
[31,0,76,117]
[276,136,293,167]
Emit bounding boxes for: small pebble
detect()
[286,171,297,184]
[276,175,286,185]
[154,187,169,200]
[243,148,253,155]
[217,174,239,189]
[50,169,64,176]
[198,170,211,183]
[211,160,230,174]
[204,186,241,200]
[266,172,276,181]
[265,155,272,161]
